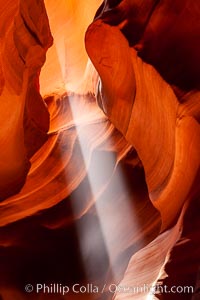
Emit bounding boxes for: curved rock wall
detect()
[0,1,199,300]
[85,0,200,231]
[0,0,52,199]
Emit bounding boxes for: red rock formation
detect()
[85,2,200,231]
[85,1,200,298]
[0,1,199,300]
[0,0,52,200]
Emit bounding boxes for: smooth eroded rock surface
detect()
[0,1,199,300]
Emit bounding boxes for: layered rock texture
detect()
[0,1,199,300]
[0,0,52,200]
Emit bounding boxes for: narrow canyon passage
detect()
[0,1,199,300]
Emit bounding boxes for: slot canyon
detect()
[0,0,199,299]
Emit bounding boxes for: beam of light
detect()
[41,0,145,290]
[67,93,141,284]
[40,0,102,95]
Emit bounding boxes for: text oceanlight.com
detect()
[24,283,194,295]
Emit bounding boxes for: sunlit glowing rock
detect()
[0,1,199,300]
[40,0,102,95]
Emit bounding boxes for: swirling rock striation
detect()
[85,0,200,231]
[85,1,200,299]
[0,1,199,300]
